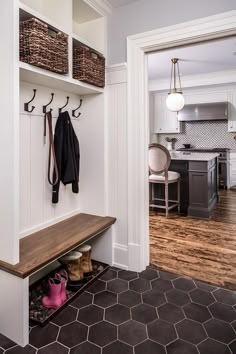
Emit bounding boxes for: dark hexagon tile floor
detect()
[1,266,236,353]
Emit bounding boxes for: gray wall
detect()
[107,0,236,64]
[158,121,236,151]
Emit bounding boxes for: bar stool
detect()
[149,143,180,217]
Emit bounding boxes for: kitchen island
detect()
[154,152,219,219]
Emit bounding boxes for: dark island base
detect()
[29,260,109,326]
[153,158,218,220]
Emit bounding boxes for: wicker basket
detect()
[20,18,68,75]
[73,46,105,88]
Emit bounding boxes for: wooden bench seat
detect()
[0,213,116,278]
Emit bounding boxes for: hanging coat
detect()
[52,111,80,203]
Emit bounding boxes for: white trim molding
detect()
[106,63,127,85]
[127,10,236,272]
[84,0,112,16]
[113,243,128,270]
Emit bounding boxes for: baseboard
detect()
[113,243,128,269]
[128,243,147,272]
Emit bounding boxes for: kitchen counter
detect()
[170,151,220,161]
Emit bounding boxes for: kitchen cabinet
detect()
[228,91,236,132]
[230,153,236,186]
[153,94,181,133]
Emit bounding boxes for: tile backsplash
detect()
[158,121,236,151]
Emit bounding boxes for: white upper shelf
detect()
[20,62,104,95]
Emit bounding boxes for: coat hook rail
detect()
[59,96,70,114]
[43,93,54,114]
[72,99,83,118]
[24,89,37,113]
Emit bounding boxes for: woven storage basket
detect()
[20,18,68,75]
[73,46,105,88]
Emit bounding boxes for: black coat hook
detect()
[59,96,70,114]
[72,99,83,118]
[43,93,54,114]
[24,89,37,113]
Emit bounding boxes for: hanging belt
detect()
[44,111,59,186]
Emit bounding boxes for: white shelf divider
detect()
[19,61,104,95]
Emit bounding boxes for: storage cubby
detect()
[19,0,72,33]
[72,0,105,55]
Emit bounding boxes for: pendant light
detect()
[166,58,184,112]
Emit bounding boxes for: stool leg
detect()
[165,183,169,217]
[177,179,181,213]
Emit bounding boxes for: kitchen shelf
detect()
[20,62,104,95]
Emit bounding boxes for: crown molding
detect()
[84,0,112,16]
[149,70,236,91]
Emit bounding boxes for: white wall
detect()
[107,0,236,64]
[20,82,106,238]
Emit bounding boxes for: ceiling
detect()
[106,0,139,8]
[148,37,236,81]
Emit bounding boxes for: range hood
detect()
[178,102,228,122]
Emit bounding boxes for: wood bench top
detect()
[0,213,116,278]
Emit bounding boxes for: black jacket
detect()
[52,111,80,203]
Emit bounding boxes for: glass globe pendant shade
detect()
[166,92,185,112]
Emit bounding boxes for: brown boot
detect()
[59,251,84,283]
[76,244,93,275]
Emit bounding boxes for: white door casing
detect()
[127,11,236,271]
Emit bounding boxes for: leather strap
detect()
[44,111,59,186]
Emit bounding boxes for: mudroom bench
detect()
[0,213,116,347]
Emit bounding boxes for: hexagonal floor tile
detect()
[70,292,93,309]
[70,342,101,354]
[135,340,165,354]
[195,280,218,292]
[232,320,236,332]
[151,278,173,292]
[103,341,133,354]
[158,303,184,324]
[52,306,77,326]
[118,290,142,308]
[129,278,151,293]
[166,288,191,306]
[132,303,157,324]
[118,270,138,281]
[0,333,16,350]
[213,288,236,305]
[209,302,236,322]
[77,304,103,326]
[118,320,147,346]
[159,270,179,280]
[142,288,166,307]
[57,322,87,348]
[230,340,236,354]
[37,342,68,354]
[198,338,231,354]
[29,323,59,349]
[173,278,196,292]
[86,280,106,294]
[176,319,207,345]
[89,321,117,347]
[105,304,130,325]
[107,279,128,294]
[167,339,198,354]
[204,318,236,344]
[6,345,36,354]
[94,291,117,308]
[99,269,117,281]
[183,303,211,323]
[148,319,177,345]
[139,268,159,281]
[190,288,215,306]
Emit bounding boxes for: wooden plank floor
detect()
[149,190,236,290]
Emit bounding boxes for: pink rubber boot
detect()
[55,270,68,303]
[42,278,63,309]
